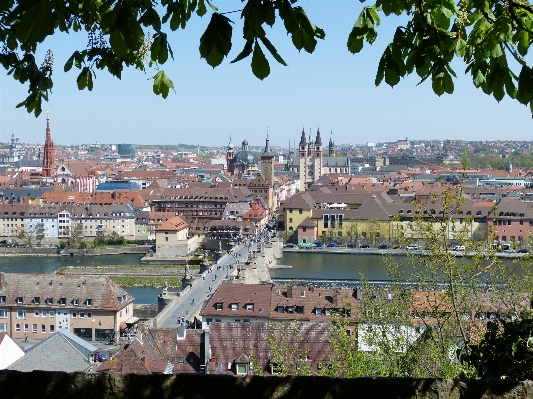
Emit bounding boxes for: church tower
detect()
[42,112,55,178]
[226,133,235,174]
[328,131,335,156]
[260,134,275,186]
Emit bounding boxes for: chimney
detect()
[204,328,211,375]
[287,286,292,298]
[0,272,4,289]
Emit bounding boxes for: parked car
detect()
[503,248,516,253]
[285,243,298,248]
[93,352,108,362]
[377,244,388,249]
[314,242,323,247]
[327,243,337,247]
[453,245,465,251]
[518,249,529,253]
[360,244,370,249]
[347,242,357,248]
[406,245,419,251]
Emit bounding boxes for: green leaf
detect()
[432,75,445,96]
[199,13,233,67]
[491,43,503,58]
[76,67,91,90]
[197,0,207,16]
[455,39,467,57]
[152,70,176,99]
[109,30,129,57]
[100,10,117,33]
[251,41,270,80]
[259,37,287,66]
[518,31,529,56]
[231,40,253,63]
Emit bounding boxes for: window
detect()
[79,312,85,318]
[32,324,37,333]
[287,306,294,314]
[24,324,28,332]
[0,323,7,332]
[73,299,80,306]
[87,312,92,318]
[277,306,284,313]
[215,303,223,310]
[46,298,53,305]
[86,299,93,306]
[34,310,39,317]
[41,324,46,333]
[16,297,23,304]
[0,309,7,318]
[33,297,40,304]
[15,324,20,332]
[50,325,55,333]
[0,296,5,303]
[72,312,77,318]
[17,310,26,319]
[59,298,66,305]
[179,357,184,363]
[49,310,55,317]
[217,363,223,371]
[236,364,247,375]
[230,303,238,311]
[246,304,254,311]
[315,308,322,315]
[323,214,329,229]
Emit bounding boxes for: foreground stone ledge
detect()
[0,371,532,399]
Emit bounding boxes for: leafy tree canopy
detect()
[3,0,533,117]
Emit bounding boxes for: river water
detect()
[0,252,521,304]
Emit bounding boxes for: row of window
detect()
[13,323,56,333]
[7,297,93,306]
[216,303,255,311]
[323,214,344,229]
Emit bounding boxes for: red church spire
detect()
[42,111,55,178]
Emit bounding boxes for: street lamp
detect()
[92,319,95,342]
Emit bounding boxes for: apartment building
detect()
[0,273,135,342]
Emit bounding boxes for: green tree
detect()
[68,222,84,247]
[4,0,533,116]
[34,222,45,246]
[328,189,533,378]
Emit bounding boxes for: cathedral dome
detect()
[232,151,258,166]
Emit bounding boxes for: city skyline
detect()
[1,1,531,147]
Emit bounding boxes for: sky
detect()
[1,1,532,148]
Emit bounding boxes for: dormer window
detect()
[46,298,53,305]
[118,297,124,303]
[301,291,306,297]
[33,297,40,304]
[287,306,294,314]
[315,307,323,315]
[277,306,284,313]
[246,304,254,311]
[230,303,238,311]
[215,303,223,310]
[16,297,23,304]
[0,296,5,303]
[86,299,93,306]
[59,298,66,305]
[73,299,80,306]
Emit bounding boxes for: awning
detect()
[125,316,139,324]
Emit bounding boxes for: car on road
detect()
[347,242,357,248]
[377,244,388,249]
[518,249,529,253]
[93,352,107,362]
[453,245,465,251]
[503,248,516,253]
[406,245,419,251]
[327,243,337,247]
[314,242,323,247]
[285,243,298,248]
[360,244,370,249]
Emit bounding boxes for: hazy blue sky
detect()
[1,1,531,148]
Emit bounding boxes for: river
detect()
[0,252,521,304]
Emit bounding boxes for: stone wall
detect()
[1,371,532,399]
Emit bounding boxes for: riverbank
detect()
[283,247,527,258]
[0,244,150,257]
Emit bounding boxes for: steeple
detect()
[42,111,55,178]
[299,127,306,147]
[263,133,272,155]
[328,131,335,156]
[241,132,248,151]
[315,127,322,146]
[227,132,234,151]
